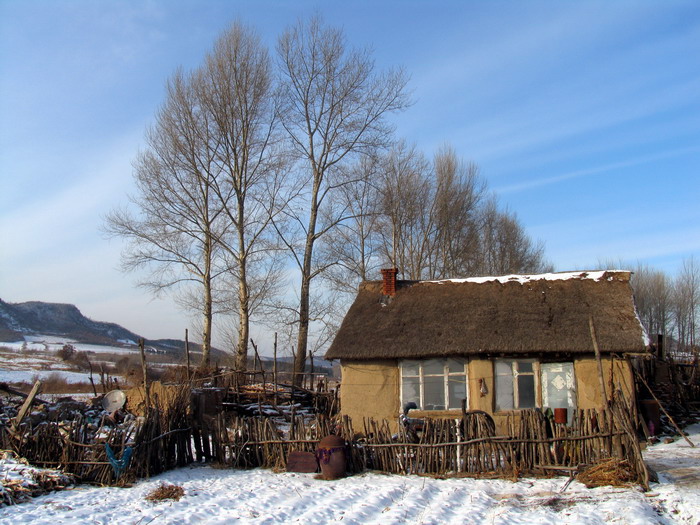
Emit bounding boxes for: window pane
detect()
[448,377,466,409]
[517,374,536,408]
[402,376,420,407]
[402,360,420,376]
[446,358,464,374]
[423,376,445,410]
[518,361,534,373]
[495,360,512,377]
[495,361,514,410]
[423,359,444,375]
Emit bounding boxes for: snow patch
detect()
[425,270,625,285]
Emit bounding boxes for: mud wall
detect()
[339,360,400,431]
[339,356,636,435]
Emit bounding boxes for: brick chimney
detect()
[380,268,399,296]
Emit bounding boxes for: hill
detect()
[0,298,219,358]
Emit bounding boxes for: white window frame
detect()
[400,358,468,411]
[495,359,541,411]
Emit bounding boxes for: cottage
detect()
[325,269,650,433]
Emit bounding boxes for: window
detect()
[495,359,539,410]
[540,362,576,411]
[400,358,467,410]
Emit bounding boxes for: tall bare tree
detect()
[200,22,287,371]
[105,69,225,366]
[275,16,409,384]
[106,23,287,368]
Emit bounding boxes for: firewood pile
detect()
[221,382,338,418]
[0,450,75,506]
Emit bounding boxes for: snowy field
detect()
[0,370,95,385]
[0,340,138,355]
[1,426,698,524]
[0,336,182,387]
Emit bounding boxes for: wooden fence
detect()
[1,385,648,489]
[209,392,649,488]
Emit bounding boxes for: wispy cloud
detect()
[530,206,700,273]
[495,145,700,194]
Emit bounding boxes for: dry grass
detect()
[577,457,637,488]
[145,483,185,502]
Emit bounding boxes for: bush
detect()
[57,344,75,361]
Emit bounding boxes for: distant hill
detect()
[0,298,222,358]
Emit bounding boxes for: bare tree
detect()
[673,256,699,354]
[378,141,432,279]
[628,262,672,339]
[200,22,287,371]
[430,145,485,277]
[275,16,409,384]
[319,155,384,294]
[105,69,226,366]
[478,196,549,275]
[106,23,288,368]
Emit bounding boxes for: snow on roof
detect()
[424,270,629,285]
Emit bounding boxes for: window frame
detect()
[494,358,541,411]
[399,358,468,411]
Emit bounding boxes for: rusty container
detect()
[316,435,347,480]
[554,408,568,424]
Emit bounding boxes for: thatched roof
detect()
[325,270,649,360]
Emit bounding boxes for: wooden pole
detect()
[87,359,97,396]
[250,339,265,388]
[139,338,151,411]
[251,339,262,373]
[273,332,278,408]
[589,316,608,404]
[11,379,42,433]
[185,328,191,384]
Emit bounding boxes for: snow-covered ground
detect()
[0,370,95,384]
[1,425,698,524]
[0,336,179,387]
[0,340,137,355]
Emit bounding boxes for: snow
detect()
[426,270,623,285]
[0,340,141,356]
[1,425,698,524]
[0,370,94,384]
[23,336,77,344]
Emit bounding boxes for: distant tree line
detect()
[105,17,549,382]
[626,257,699,358]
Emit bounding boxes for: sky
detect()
[1,0,699,349]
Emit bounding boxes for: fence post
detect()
[139,339,150,411]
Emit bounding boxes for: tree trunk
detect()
[293,169,320,387]
[236,266,250,371]
[201,237,213,368]
[294,270,311,387]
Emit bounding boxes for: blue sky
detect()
[1,0,698,344]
